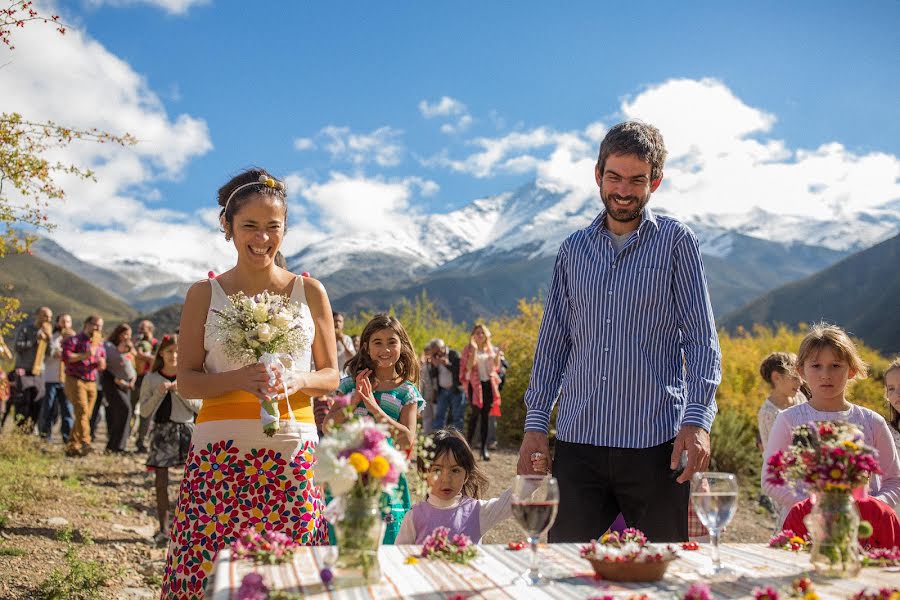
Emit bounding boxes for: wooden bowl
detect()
[585,556,675,582]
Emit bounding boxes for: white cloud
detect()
[296,125,404,167]
[86,0,208,15]
[0,3,214,272]
[288,172,438,237]
[426,78,900,221]
[420,96,472,134]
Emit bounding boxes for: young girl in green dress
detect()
[325,313,423,543]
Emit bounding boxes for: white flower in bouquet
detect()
[272,310,293,330]
[256,323,274,343]
[252,302,270,323]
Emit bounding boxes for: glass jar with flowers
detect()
[316,415,408,586]
[766,421,881,576]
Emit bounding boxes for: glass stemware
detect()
[690,471,739,577]
[511,475,559,586]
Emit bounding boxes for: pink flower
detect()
[682,583,712,600]
[237,572,268,600]
[363,427,386,448]
[753,586,780,600]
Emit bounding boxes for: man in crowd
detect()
[37,313,75,442]
[518,121,721,542]
[9,306,53,431]
[132,319,157,452]
[427,338,465,432]
[333,311,355,375]
[63,315,106,457]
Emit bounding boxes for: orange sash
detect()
[196,390,315,424]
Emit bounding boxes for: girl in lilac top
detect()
[396,429,547,544]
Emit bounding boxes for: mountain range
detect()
[14,180,900,350]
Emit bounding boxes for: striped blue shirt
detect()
[524,208,721,448]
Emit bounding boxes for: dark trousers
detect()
[101,373,131,452]
[466,381,493,451]
[90,387,105,439]
[549,438,690,543]
[10,374,44,432]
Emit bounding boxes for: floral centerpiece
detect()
[579,528,678,582]
[766,420,882,576]
[316,417,408,585]
[419,526,477,564]
[209,290,310,436]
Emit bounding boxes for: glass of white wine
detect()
[690,471,738,577]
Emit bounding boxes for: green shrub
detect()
[35,546,113,600]
[709,409,761,479]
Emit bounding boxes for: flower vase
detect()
[804,490,862,577]
[334,495,385,585]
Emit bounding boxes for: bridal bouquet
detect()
[210,290,310,436]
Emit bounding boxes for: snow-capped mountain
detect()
[32,180,900,318]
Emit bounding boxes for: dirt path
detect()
[0,419,774,599]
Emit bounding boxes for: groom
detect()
[517,121,721,542]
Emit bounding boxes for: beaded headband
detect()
[222,174,286,218]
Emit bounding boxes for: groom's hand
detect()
[671,425,710,484]
[517,431,550,475]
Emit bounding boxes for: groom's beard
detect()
[601,189,650,223]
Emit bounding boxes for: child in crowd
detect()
[395,428,547,544]
[885,358,900,453]
[757,352,806,450]
[139,335,201,546]
[324,314,424,543]
[762,323,900,527]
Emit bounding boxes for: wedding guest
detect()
[757,352,806,450]
[333,311,355,375]
[38,314,75,442]
[139,334,201,546]
[885,358,900,453]
[63,315,106,457]
[395,428,547,544]
[762,323,900,527]
[461,324,502,461]
[486,347,509,450]
[0,340,11,426]
[518,121,721,543]
[428,338,465,433]
[325,314,423,543]
[11,306,52,431]
[102,323,137,453]
[162,168,338,597]
[132,319,158,453]
[419,342,438,434]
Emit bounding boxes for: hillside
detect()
[0,253,137,326]
[722,233,900,355]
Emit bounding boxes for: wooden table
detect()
[210,543,899,599]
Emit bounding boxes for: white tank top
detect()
[203,277,315,374]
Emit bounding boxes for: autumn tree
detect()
[0,1,134,334]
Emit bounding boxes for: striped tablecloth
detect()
[210,543,899,599]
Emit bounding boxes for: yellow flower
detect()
[369,455,390,478]
[842,440,858,451]
[790,536,805,545]
[804,592,820,600]
[404,555,419,564]
[348,452,369,474]
[829,468,843,479]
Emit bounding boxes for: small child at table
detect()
[395,429,547,544]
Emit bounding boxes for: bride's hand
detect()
[234,363,273,400]
[271,368,310,399]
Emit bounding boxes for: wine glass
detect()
[690,471,739,577]
[511,475,559,586]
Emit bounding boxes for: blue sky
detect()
[1,0,898,272]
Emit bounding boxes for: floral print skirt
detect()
[160,420,327,598]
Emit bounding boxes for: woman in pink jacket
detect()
[460,323,502,461]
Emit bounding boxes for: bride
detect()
[160,168,339,597]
